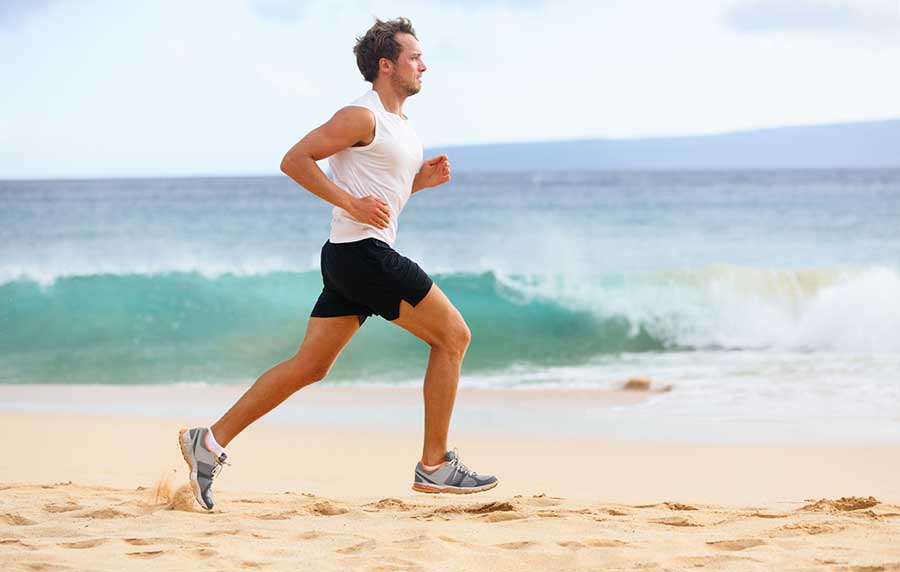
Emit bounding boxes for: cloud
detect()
[247,0,545,23]
[248,0,306,22]
[724,0,900,34]
[0,0,57,30]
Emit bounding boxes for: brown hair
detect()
[353,17,417,83]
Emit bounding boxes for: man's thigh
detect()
[295,316,361,367]
[390,284,468,347]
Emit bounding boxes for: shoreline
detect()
[1,383,898,447]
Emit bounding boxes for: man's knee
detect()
[459,322,472,351]
[289,356,332,388]
[434,319,471,359]
[305,364,331,384]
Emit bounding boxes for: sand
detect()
[2,386,900,571]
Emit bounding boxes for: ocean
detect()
[2,170,899,442]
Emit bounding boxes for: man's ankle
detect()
[205,427,227,457]
[421,451,448,468]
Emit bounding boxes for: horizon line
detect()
[2,116,899,182]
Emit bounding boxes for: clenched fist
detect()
[414,155,451,192]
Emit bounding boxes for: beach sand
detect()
[2,386,899,571]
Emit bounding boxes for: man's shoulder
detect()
[326,105,375,148]
[332,104,375,124]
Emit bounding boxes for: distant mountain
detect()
[427,119,900,171]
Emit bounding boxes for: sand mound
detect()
[305,500,348,516]
[366,498,416,511]
[799,496,879,512]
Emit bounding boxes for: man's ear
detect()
[378,57,392,76]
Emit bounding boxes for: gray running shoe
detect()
[412,449,498,494]
[178,427,228,510]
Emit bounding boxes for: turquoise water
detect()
[2,171,900,421]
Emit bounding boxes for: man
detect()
[178,17,498,511]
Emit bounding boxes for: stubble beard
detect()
[393,74,420,96]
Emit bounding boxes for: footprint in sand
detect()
[43,502,82,514]
[0,513,37,526]
[18,562,72,571]
[773,522,840,536]
[749,511,789,519]
[256,511,298,521]
[126,550,165,559]
[652,516,703,527]
[676,554,763,567]
[75,508,129,520]
[190,548,218,558]
[433,501,517,517]
[123,537,180,546]
[706,539,767,551]
[634,501,699,511]
[369,556,423,571]
[239,561,271,569]
[495,541,539,550]
[198,529,242,537]
[335,539,376,554]
[391,534,432,549]
[585,538,628,548]
[481,511,527,523]
[558,538,628,550]
[1,539,36,550]
[59,539,107,549]
[292,530,322,541]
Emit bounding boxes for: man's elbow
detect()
[280,153,296,176]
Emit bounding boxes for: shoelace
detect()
[448,448,477,477]
[210,454,231,479]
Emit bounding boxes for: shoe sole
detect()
[411,480,499,494]
[178,428,212,511]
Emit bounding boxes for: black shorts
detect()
[310,238,433,324]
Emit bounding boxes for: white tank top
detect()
[328,90,424,245]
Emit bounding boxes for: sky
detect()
[2,0,900,179]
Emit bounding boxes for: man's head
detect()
[354,17,426,96]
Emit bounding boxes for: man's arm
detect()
[281,107,391,230]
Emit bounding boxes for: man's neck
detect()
[372,83,406,117]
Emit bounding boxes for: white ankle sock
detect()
[205,428,226,457]
[422,461,443,471]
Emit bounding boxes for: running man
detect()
[178,17,498,510]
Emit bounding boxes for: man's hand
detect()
[347,195,391,229]
[412,155,451,193]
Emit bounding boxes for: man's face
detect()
[387,33,426,96]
